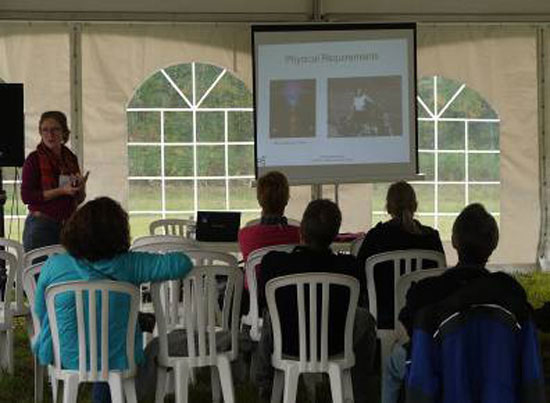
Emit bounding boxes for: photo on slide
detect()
[328,76,403,138]
[270,79,316,138]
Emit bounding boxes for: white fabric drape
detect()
[81,23,251,205]
[417,25,539,265]
[0,23,70,153]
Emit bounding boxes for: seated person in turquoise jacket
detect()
[33,197,193,401]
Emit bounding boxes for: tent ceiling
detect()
[2,0,550,22]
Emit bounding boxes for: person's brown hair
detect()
[300,199,341,249]
[61,197,130,261]
[39,111,71,144]
[257,171,290,216]
[386,181,419,234]
[452,203,499,265]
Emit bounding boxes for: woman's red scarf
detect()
[37,142,80,191]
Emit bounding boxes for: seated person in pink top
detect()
[238,171,300,263]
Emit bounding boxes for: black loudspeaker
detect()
[0,84,24,167]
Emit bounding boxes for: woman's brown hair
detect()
[39,111,71,144]
[257,171,290,216]
[386,181,420,234]
[61,197,130,261]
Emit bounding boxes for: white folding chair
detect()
[131,235,198,252]
[244,217,301,227]
[365,249,446,374]
[45,280,140,403]
[266,273,359,403]
[149,218,196,238]
[0,238,25,316]
[241,244,297,342]
[184,250,238,268]
[23,244,66,269]
[0,251,17,374]
[396,268,447,315]
[152,265,243,403]
[349,234,365,257]
[23,262,59,403]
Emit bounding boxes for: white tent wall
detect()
[0,21,544,267]
[416,25,539,266]
[80,23,252,207]
[0,23,70,153]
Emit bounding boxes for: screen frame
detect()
[251,22,418,185]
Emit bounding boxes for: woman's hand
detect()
[73,171,89,204]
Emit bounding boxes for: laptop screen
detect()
[195,211,241,242]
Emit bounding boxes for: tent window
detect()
[126,62,257,237]
[372,75,501,239]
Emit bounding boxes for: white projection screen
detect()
[252,23,418,184]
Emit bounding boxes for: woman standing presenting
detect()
[21,111,87,252]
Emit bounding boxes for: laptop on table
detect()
[195,211,241,242]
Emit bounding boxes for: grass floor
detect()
[1,271,550,402]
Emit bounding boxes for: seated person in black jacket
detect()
[383,203,529,403]
[357,181,444,328]
[251,199,376,402]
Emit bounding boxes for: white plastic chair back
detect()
[151,266,243,403]
[46,280,140,402]
[245,217,301,227]
[23,244,66,269]
[0,251,18,374]
[365,249,446,374]
[0,238,25,316]
[242,244,297,342]
[22,262,58,403]
[349,234,365,257]
[265,272,359,403]
[396,268,447,314]
[130,235,198,252]
[184,249,238,268]
[22,263,45,341]
[365,249,447,326]
[149,218,196,238]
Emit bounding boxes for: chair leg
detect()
[155,367,168,403]
[217,356,235,403]
[6,329,13,374]
[34,357,44,403]
[123,378,138,403]
[108,375,125,403]
[62,374,80,403]
[282,367,299,403]
[271,370,284,403]
[211,366,221,403]
[49,368,59,403]
[174,362,190,403]
[0,330,13,374]
[328,366,345,403]
[343,369,354,403]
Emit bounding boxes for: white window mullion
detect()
[224,110,230,210]
[192,62,198,219]
[160,110,166,219]
[433,76,439,229]
[464,120,469,205]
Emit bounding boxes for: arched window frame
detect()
[126,62,258,235]
[373,75,501,238]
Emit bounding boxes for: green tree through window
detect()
[127,63,256,238]
[372,76,501,239]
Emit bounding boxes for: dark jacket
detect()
[398,264,527,336]
[357,219,444,328]
[259,245,362,356]
[405,278,544,403]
